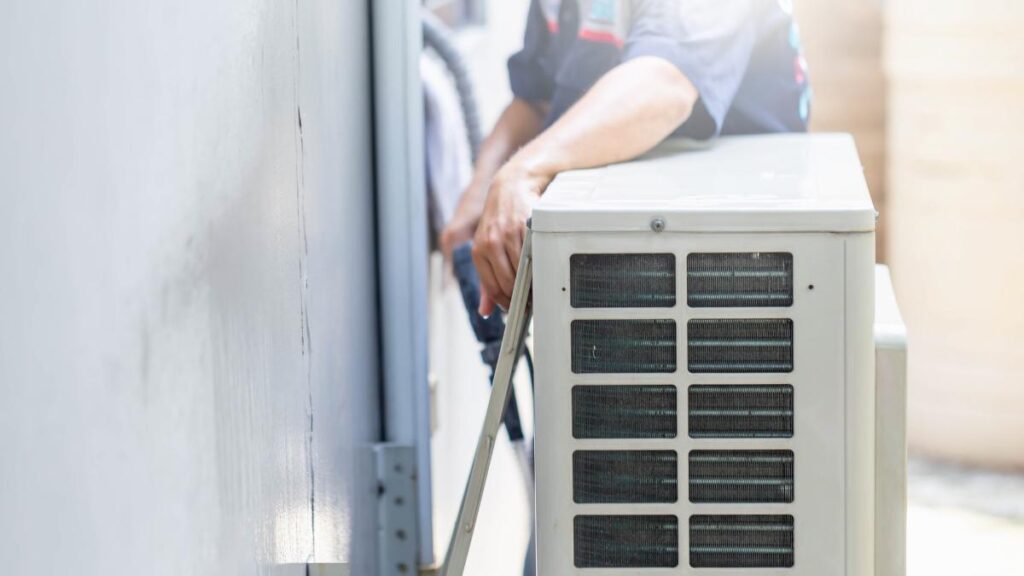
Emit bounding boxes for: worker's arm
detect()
[474,56,699,314]
[440,98,547,257]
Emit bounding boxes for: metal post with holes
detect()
[375,444,419,576]
[371,0,434,569]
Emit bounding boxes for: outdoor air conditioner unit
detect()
[530,133,906,576]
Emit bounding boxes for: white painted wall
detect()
[0,1,379,574]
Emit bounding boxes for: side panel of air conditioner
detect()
[844,233,877,576]
[874,264,906,576]
[533,231,860,575]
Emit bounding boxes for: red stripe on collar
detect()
[578,27,624,48]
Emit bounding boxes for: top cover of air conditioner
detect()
[531,133,877,575]
[531,133,876,235]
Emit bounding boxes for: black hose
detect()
[421,10,483,163]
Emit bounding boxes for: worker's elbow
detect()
[663,69,698,124]
[638,56,698,124]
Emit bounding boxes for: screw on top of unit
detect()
[651,218,666,232]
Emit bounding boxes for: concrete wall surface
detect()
[0,1,380,574]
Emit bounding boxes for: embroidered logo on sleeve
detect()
[578,0,629,48]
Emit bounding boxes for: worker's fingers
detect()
[472,242,509,315]
[504,221,525,281]
[479,289,496,318]
[474,230,514,305]
[492,248,516,309]
[471,166,542,313]
[476,260,505,318]
[491,228,523,311]
[473,248,497,308]
[488,250,516,310]
[439,227,456,261]
[440,218,473,262]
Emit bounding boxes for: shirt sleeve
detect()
[624,0,767,139]
[507,0,557,103]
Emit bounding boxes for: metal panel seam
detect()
[843,238,848,576]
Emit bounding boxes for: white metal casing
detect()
[532,134,876,575]
[531,134,876,235]
[874,265,907,576]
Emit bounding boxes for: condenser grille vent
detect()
[572,319,676,373]
[571,253,675,308]
[690,515,794,568]
[689,450,795,503]
[573,450,678,504]
[689,385,794,438]
[573,385,677,439]
[688,319,793,373]
[574,515,679,568]
[687,252,793,307]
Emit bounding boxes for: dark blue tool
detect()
[452,242,532,442]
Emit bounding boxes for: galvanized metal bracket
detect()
[375,443,419,576]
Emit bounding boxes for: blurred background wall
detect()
[767,0,1024,570]
[797,0,1024,471]
[885,0,1024,471]
[0,2,380,574]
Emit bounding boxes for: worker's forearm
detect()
[470,98,546,189]
[441,98,546,256]
[470,59,695,312]
[506,56,697,184]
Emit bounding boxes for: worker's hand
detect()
[440,180,488,260]
[472,162,549,316]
